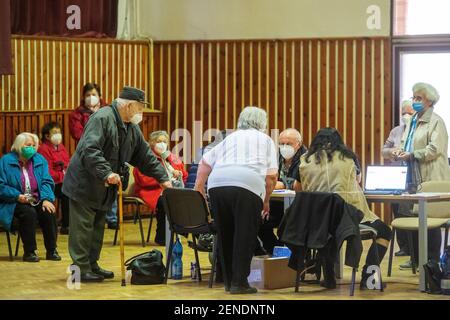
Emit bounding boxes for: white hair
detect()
[237,106,267,131]
[401,99,412,114]
[413,82,440,106]
[11,132,39,153]
[115,97,133,108]
[150,130,169,142]
[281,128,302,143]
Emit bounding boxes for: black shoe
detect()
[80,272,105,283]
[23,252,40,263]
[92,267,114,279]
[46,250,62,261]
[60,227,69,235]
[320,280,337,289]
[229,285,258,294]
[395,250,409,257]
[360,268,386,290]
[230,286,258,294]
[360,280,387,290]
[107,222,118,229]
[230,281,258,294]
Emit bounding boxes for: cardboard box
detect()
[247,255,297,290]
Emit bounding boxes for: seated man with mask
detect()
[257,128,307,254]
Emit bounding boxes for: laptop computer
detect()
[364,165,408,195]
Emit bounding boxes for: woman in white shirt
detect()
[195,107,278,294]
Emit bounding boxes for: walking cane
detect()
[118,180,126,286]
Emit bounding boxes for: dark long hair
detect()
[82,82,101,97]
[304,127,358,165]
[41,121,61,142]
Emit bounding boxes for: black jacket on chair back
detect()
[278,192,364,269]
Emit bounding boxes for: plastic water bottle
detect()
[441,247,450,295]
[191,262,198,280]
[441,246,450,279]
[171,236,183,280]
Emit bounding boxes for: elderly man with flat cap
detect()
[63,86,172,282]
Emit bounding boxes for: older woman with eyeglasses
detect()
[0,132,59,262]
[394,82,450,269]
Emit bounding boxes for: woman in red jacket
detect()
[69,82,118,228]
[38,122,71,234]
[134,130,188,245]
[69,83,108,143]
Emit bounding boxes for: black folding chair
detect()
[161,188,217,285]
[0,226,21,261]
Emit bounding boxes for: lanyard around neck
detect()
[22,166,32,195]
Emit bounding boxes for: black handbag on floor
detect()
[125,249,166,285]
[423,260,443,294]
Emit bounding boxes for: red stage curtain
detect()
[0,0,13,75]
[11,0,118,38]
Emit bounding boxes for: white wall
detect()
[129,0,390,40]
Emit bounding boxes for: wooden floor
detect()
[0,219,448,300]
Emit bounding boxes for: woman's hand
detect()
[261,201,270,221]
[161,181,173,190]
[275,181,285,190]
[42,200,56,214]
[172,170,181,179]
[391,148,402,159]
[396,151,411,161]
[17,194,29,204]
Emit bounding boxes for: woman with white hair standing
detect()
[395,82,450,268]
[0,132,59,262]
[195,106,278,294]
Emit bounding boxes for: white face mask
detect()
[130,112,143,125]
[85,95,100,108]
[155,142,168,155]
[401,114,412,125]
[50,133,62,145]
[280,144,296,160]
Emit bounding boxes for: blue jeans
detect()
[105,199,117,224]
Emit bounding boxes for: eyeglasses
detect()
[411,96,424,102]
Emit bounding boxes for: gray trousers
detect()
[68,198,107,273]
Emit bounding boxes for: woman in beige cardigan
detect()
[395,82,450,267]
[294,128,392,289]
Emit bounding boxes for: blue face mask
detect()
[412,102,424,113]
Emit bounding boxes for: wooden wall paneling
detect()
[152,37,392,219]
[1,36,154,113]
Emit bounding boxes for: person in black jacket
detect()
[258,128,307,254]
[63,87,171,283]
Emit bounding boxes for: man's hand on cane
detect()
[106,173,122,186]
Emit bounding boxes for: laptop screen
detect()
[365,166,408,191]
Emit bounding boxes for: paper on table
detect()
[272,189,296,194]
[400,192,450,197]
